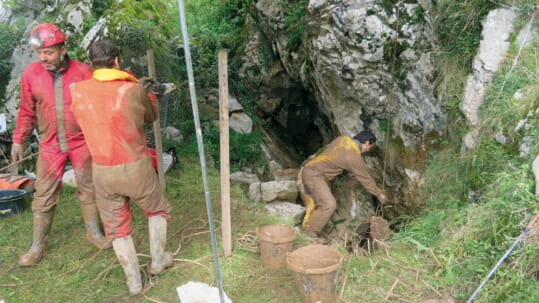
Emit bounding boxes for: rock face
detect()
[460,8,518,152]
[0,3,12,25]
[238,1,538,238]
[239,0,443,210]
[321,174,379,243]
[240,0,444,146]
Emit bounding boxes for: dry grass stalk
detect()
[422,279,443,297]
[384,278,400,300]
[339,256,353,299]
[428,248,442,268]
[366,261,378,277]
[383,257,422,273]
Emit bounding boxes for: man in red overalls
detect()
[11,23,110,266]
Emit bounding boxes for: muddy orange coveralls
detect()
[70,69,171,239]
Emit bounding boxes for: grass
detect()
[0,155,303,303]
[3,150,533,303]
[0,153,479,303]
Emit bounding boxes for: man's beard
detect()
[42,54,65,72]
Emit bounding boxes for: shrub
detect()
[0,24,19,100]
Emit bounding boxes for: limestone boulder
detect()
[260,180,298,203]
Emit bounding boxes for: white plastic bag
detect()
[176,281,233,303]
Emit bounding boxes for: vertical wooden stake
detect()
[147,49,166,190]
[218,49,232,257]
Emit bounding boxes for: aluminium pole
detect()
[176,1,226,302]
[466,213,539,303]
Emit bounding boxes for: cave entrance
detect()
[264,86,332,164]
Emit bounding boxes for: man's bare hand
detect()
[377,193,388,204]
[11,143,24,163]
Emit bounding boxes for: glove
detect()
[11,143,24,163]
[138,77,165,96]
[149,83,166,96]
[377,193,388,204]
[138,76,157,91]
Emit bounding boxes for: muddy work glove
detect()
[138,77,166,96]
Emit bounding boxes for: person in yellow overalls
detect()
[298,130,387,243]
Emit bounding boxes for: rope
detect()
[382,1,401,189]
[235,230,259,253]
[168,218,216,255]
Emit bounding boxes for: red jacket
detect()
[71,69,158,166]
[13,59,93,151]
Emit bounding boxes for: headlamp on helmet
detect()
[29,36,43,48]
[28,23,66,49]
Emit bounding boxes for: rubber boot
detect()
[112,236,142,295]
[18,211,54,266]
[148,216,174,275]
[81,203,111,250]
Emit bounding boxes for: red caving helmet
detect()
[29,23,66,49]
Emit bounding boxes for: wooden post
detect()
[218,50,232,257]
[147,49,166,190]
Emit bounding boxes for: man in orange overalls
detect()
[11,23,110,266]
[299,130,387,243]
[71,39,173,295]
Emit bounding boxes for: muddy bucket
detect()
[256,224,296,269]
[286,244,344,303]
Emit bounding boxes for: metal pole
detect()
[176,1,225,302]
[466,213,539,303]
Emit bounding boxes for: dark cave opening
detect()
[266,88,332,162]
